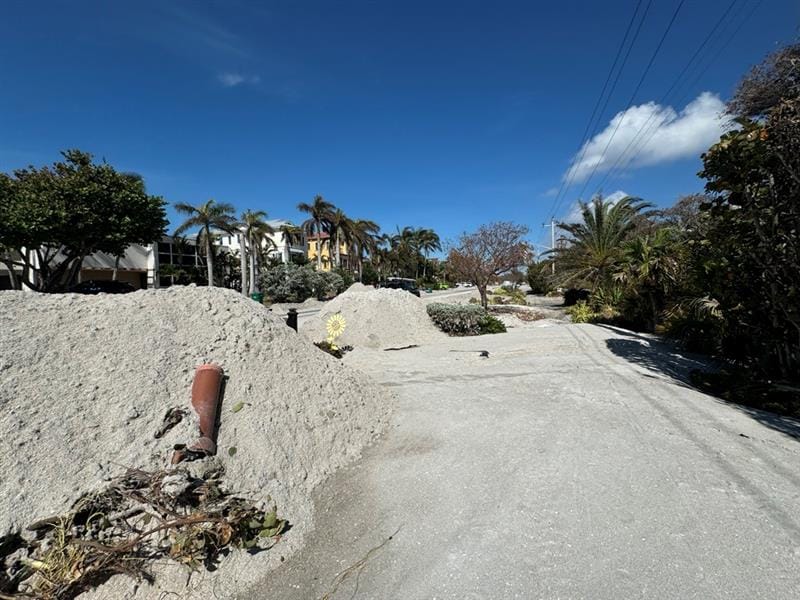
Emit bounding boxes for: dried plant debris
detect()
[0,467,287,600]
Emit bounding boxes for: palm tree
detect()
[417,228,441,280]
[297,195,335,270]
[278,223,303,264]
[328,208,354,269]
[241,210,275,294]
[553,194,652,291]
[616,227,679,330]
[351,219,380,281]
[174,199,238,287]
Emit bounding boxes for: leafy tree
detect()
[526,262,552,295]
[173,199,238,287]
[297,195,334,270]
[0,150,167,292]
[447,221,532,308]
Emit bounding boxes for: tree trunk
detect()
[112,255,120,281]
[205,232,214,287]
[2,258,21,290]
[316,221,322,270]
[479,285,488,309]
[423,251,428,279]
[335,229,341,269]
[249,245,258,295]
[239,233,248,296]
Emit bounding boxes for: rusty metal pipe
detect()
[189,363,224,455]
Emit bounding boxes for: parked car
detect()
[379,278,421,297]
[68,280,136,295]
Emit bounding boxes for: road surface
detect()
[246,323,800,599]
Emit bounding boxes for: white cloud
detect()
[217,72,260,88]
[564,92,733,183]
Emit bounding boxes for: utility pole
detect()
[543,219,556,274]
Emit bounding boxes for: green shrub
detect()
[333,267,354,289]
[261,263,319,303]
[427,303,506,335]
[526,263,553,295]
[479,315,507,334]
[565,301,597,324]
[315,271,345,299]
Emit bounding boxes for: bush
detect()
[360,262,379,285]
[526,263,552,295]
[333,267,354,289]
[427,303,506,335]
[566,301,597,324]
[315,271,345,300]
[479,314,507,334]
[261,263,319,303]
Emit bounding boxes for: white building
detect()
[216,219,305,264]
[1,219,305,291]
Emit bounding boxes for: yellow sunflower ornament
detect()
[325,314,347,347]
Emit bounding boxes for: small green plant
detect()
[566,301,597,324]
[479,315,507,334]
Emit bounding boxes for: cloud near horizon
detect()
[564,92,733,183]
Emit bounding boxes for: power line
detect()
[572,0,687,205]
[593,0,741,193]
[599,0,764,194]
[545,0,648,220]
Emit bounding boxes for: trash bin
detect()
[250,292,264,304]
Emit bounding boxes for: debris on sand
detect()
[0,286,393,598]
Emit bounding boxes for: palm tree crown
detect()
[297,195,335,270]
[173,199,238,287]
[553,194,652,290]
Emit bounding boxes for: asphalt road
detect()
[247,323,800,599]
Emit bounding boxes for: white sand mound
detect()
[302,287,443,349]
[0,286,392,598]
[344,282,372,293]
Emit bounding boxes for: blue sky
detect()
[1,1,797,251]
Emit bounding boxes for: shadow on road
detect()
[602,326,800,442]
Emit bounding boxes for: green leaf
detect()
[228,446,237,457]
[231,401,245,413]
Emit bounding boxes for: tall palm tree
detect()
[417,228,441,280]
[278,223,303,264]
[297,195,335,270]
[174,199,238,287]
[553,194,652,291]
[328,208,354,269]
[351,219,380,281]
[241,210,275,294]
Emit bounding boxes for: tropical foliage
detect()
[546,42,800,415]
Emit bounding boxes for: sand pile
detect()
[302,287,443,349]
[0,286,392,598]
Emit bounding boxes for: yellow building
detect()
[306,233,348,272]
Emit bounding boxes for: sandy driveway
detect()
[246,324,800,599]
